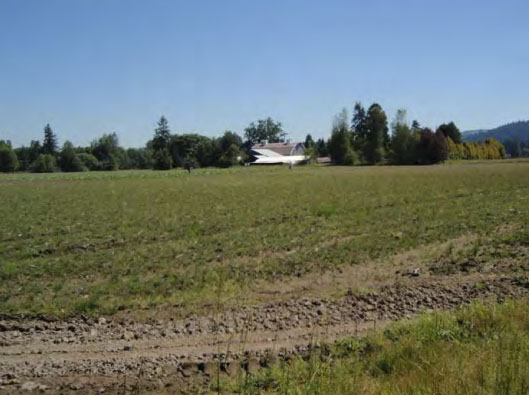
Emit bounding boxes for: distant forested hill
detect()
[463,121,529,157]
[463,121,529,142]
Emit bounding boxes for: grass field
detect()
[226,300,529,394]
[1,161,528,318]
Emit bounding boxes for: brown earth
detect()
[1,235,529,393]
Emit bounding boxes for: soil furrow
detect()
[1,274,528,393]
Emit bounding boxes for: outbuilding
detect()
[249,140,306,165]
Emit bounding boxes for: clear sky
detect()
[1,0,528,147]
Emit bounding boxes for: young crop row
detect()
[0,163,528,317]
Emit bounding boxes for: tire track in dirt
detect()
[1,274,529,393]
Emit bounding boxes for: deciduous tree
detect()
[152,148,172,170]
[244,118,286,145]
[437,122,462,144]
[328,109,357,165]
[390,109,417,165]
[59,141,86,172]
[91,133,121,170]
[31,154,57,173]
[0,140,18,172]
[417,129,448,164]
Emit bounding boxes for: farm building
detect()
[249,140,306,165]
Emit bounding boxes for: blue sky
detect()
[1,0,528,147]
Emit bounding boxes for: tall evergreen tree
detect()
[42,124,58,156]
[315,138,328,157]
[152,116,173,170]
[303,134,316,162]
[304,134,315,148]
[364,103,388,164]
[351,102,368,153]
[411,120,422,133]
[152,116,171,152]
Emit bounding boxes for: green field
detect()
[1,162,528,318]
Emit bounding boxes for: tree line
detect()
[0,116,290,173]
[318,103,506,165]
[503,138,529,158]
[0,107,507,173]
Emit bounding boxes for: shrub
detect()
[343,148,358,165]
[0,143,19,172]
[217,143,241,168]
[97,155,119,171]
[153,149,172,170]
[31,154,58,173]
[77,153,100,170]
[59,142,87,172]
[125,148,153,169]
